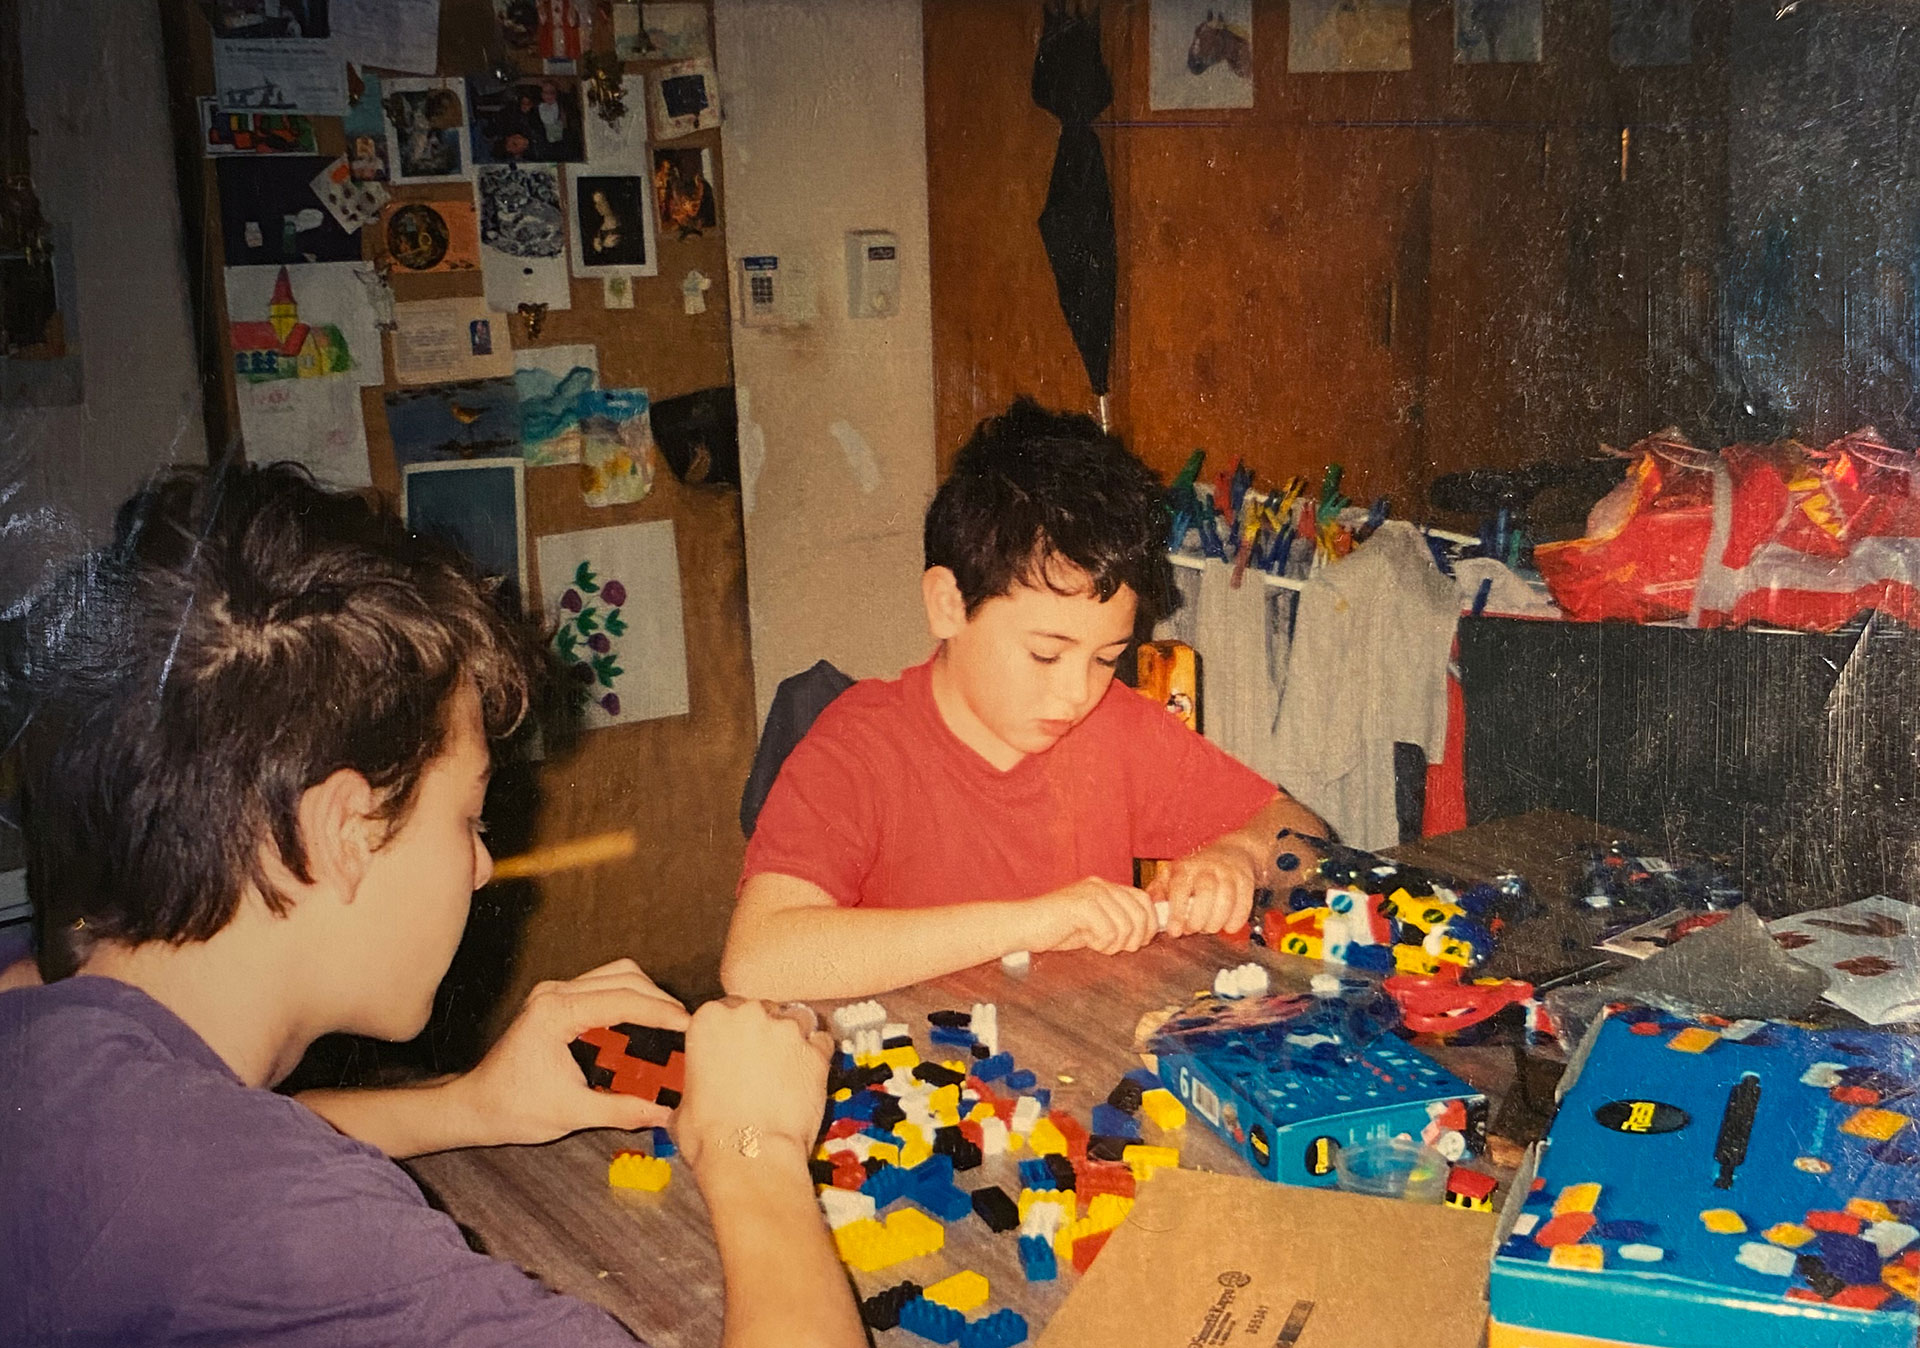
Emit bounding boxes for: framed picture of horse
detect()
[1150,1,1254,110]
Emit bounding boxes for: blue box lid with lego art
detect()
[1488,1008,1920,1348]
[1145,982,1486,1187]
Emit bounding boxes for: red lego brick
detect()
[1072,1229,1112,1273]
[1050,1111,1089,1161]
[959,1119,984,1147]
[1074,1161,1136,1201]
[1831,1285,1891,1311]
[826,1117,864,1141]
[1832,1086,1882,1106]
[1532,1213,1598,1247]
[1806,1211,1863,1235]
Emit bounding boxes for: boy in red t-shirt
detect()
[723,400,1325,1000]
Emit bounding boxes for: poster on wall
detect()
[218,157,364,266]
[1455,0,1543,64]
[1150,1,1253,110]
[652,147,715,239]
[382,78,473,184]
[384,378,523,466]
[199,99,317,154]
[392,297,515,383]
[403,458,529,612]
[377,195,481,274]
[311,156,389,233]
[568,167,659,278]
[1288,0,1411,73]
[515,344,599,465]
[646,59,719,141]
[583,89,650,166]
[212,38,349,115]
[332,0,441,74]
[578,389,656,508]
[224,260,385,388]
[1611,0,1692,67]
[536,520,689,727]
[477,163,573,311]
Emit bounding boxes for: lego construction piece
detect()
[607,1151,671,1191]
[1139,1087,1187,1130]
[958,1308,1029,1348]
[899,1295,965,1344]
[570,1023,686,1106]
[970,1185,1020,1232]
[1700,1209,1747,1235]
[861,1281,922,1332]
[922,1270,990,1314]
[1017,1233,1057,1281]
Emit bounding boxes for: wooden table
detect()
[405,811,1627,1347]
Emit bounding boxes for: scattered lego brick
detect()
[1139,1087,1187,1131]
[1533,1213,1597,1248]
[970,1185,1020,1233]
[1840,1107,1910,1141]
[1763,1223,1815,1248]
[1071,1228,1113,1273]
[607,1151,671,1191]
[1106,1077,1144,1115]
[1736,1242,1796,1276]
[1027,1117,1068,1156]
[958,1307,1029,1348]
[1699,1208,1747,1235]
[922,1270,990,1313]
[1123,1143,1179,1180]
[860,1280,922,1332]
[570,1023,686,1107]
[1553,1182,1602,1215]
[899,1294,965,1344]
[1090,1103,1141,1140]
[1806,1210,1862,1236]
[1017,1233,1057,1281]
[1546,1244,1605,1271]
[1666,1027,1720,1054]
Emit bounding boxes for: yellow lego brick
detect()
[878,1045,921,1071]
[1391,944,1442,977]
[1085,1193,1134,1230]
[833,1088,852,1102]
[1054,1223,1079,1264]
[1124,1144,1179,1180]
[1763,1223,1814,1248]
[1554,1183,1602,1216]
[1699,1209,1747,1235]
[1018,1188,1073,1221]
[607,1151,671,1192]
[899,1138,933,1169]
[929,1084,960,1116]
[832,1219,888,1270]
[922,1271,990,1313]
[1139,1088,1187,1131]
[1849,1198,1899,1223]
[1843,1108,1911,1142]
[942,1060,969,1075]
[1006,1131,1024,1154]
[1667,1027,1720,1054]
[865,1141,899,1166]
[894,1121,927,1147]
[967,1102,997,1124]
[884,1208,946,1260]
[1547,1244,1605,1272]
[1029,1118,1068,1156]
[1885,1265,1920,1301]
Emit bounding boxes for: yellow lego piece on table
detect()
[1029,1118,1068,1155]
[1018,1188,1073,1222]
[1140,1088,1187,1131]
[884,1208,946,1260]
[833,1088,852,1102]
[878,1045,920,1071]
[1843,1108,1911,1142]
[608,1151,671,1191]
[1085,1193,1134,1229]
[1884,1265,1920,1301]
[1763,1223,1814,1248]
[832,1209,948,1273]
[833,1218,889,1270]
[899,1137,933,1169]
[1848,1198,1899,1223]
[1699,1209,1747,1235]
[967,1102,997,1124]
[866,1141,899,1165]
[942,1060,969,1075]
[923,1271,990,1313]
[1124,1144,1180,1180]
[1554,1183,1602,1215]
[929,1084,960,1116]
[1548,1244,1605,1272]
[1667,1027,1720,1054]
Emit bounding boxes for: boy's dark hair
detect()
[3,461,537,977]
[925,398,1172,627]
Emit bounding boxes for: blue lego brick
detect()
[912,1181,975,1222]
[1004,1069,1037,1091]
[1017,1234,1057,1282]
[837,1091,879,1122]
[974,1052,1014,1082]
[1124,1067,1161,1089]
[908,1155,955,1187]
[1017,1158,1056,1191]
[647,1127,676,1159]
[862,1125,900,1146]
[930,1025,977,1048]
[1090,1104,1141,1140]
[959,1308,1030,1348]
[1031,1088,1050,1110]
[899,1295,965,1344]
[862,1164,913,1208]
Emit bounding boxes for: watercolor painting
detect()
[516,345,599,465]
[537,519,689,727]
[383,377,522,465]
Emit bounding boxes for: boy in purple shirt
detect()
[0,463,862,1348]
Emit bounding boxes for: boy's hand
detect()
[1036,876,1159,955]
[449,958,691,1145]
[673,998,833,1171]
[1151,840,1262,938]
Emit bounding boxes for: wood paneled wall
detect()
[927,0,1730,513]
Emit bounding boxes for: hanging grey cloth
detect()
[1032,1,1116,396]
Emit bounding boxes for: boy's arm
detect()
[1152,792,1328,938]
[721,871,1158,1001]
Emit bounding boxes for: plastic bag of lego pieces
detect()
[1577,841,1743,918]
[1145,978,1401,1075]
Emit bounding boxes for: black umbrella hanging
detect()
[1033,1,1117,401]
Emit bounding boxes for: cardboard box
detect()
[1038,1167,1496,1348]
[1148,992,1487,1184]
[1489,1010,1920,1348]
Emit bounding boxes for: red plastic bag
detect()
[1532,430,1717,623]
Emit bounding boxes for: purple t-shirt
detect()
[0,976,639,1347]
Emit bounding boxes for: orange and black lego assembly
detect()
[570,1023,687,1108]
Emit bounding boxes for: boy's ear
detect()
[922,566,968,641]
[295,768,381,898]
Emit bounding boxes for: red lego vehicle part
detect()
[570,1022,687,1107]
[1386,968,1535,1037]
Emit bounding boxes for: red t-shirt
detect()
[742,655,1279,909]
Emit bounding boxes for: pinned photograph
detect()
[379,196,481,273]
[403,458,529,613]
[640,3,710,60]
[1455,0,1543,63]
[492,0,583,64]
[1611,0,1692,67]
[1150,1,1254,110]
[569,168,658,277]
[537,519,689,726]
[515,344,598,465]
[212,38,348,116]
[311,156,387,233]
[224,260,384,387]
[468,74,586,165]
[383,377,522,466]
[1288,0,1411,73]
[478,163,571,311]
[343,72,389,181]
[200,0,329,37]
[217,156,363,266]
[383,78,472,184]
[200,99,317,155]
[652,147,715,239]
[646,59,719,141]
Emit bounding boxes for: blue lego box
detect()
[1145,990,1486,1186]
[1489,1008,1920,1348]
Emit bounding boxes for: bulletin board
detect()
[157,0,757,1055]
